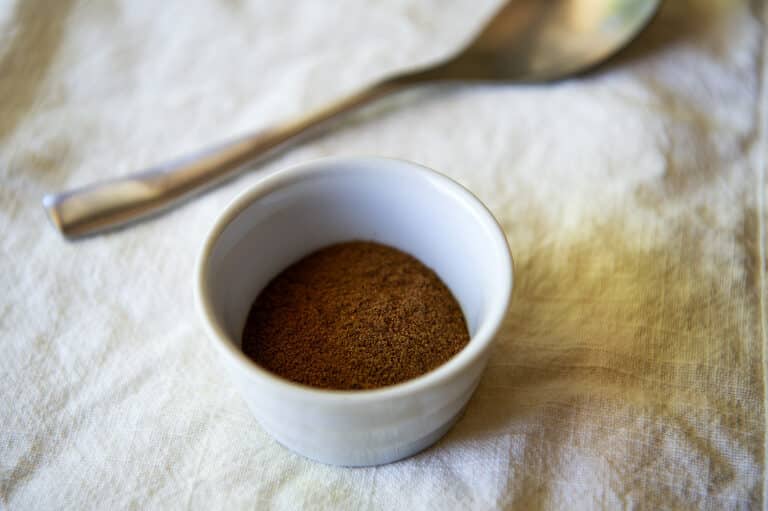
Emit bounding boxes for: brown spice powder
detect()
[241,241,470,390]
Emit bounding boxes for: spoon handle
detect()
[42,78,405,239]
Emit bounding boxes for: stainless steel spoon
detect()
[43,0,659,238]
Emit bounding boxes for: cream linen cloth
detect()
[1,0,766,509]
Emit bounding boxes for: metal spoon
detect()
[43,0,659,238]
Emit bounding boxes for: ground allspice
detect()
[241,241,470,390]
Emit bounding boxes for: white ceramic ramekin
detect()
[195,157,513,466]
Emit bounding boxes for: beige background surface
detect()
[1,0,766,509]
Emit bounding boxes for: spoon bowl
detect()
[419,0,659,82]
